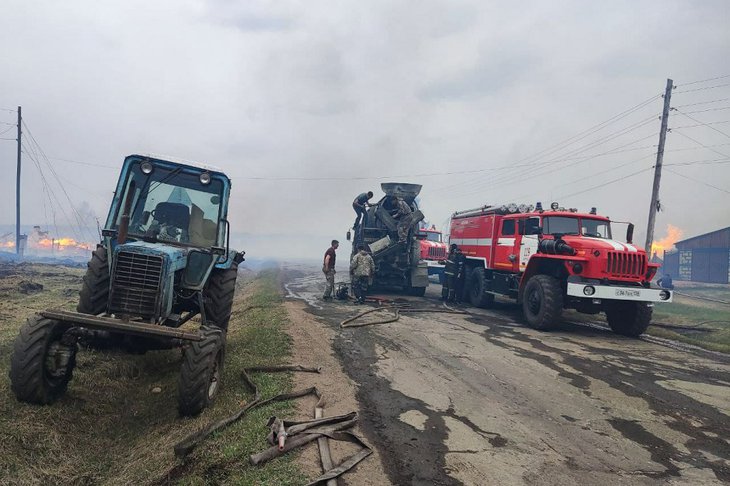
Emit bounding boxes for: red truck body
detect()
[448,203,672,336]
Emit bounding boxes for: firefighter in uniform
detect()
[350,245,375,304]
[442,244,466,302]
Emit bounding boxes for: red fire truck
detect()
[449,202,672,337]
[417,226,449,281]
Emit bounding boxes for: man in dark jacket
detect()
[442,244,467,302]
[352,191,374,229]
[322,240,339,300]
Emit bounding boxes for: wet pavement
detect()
[281,262,730,485]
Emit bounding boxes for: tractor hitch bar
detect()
[40,310,203,341]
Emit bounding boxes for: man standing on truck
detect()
[352,191,374,229]
[322,240,339,300]
[350,245,375,304]
[393,196,413,244]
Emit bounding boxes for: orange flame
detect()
[37,238,92,251]
[651,224,683,255]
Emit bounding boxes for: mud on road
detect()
[282,263,730,485]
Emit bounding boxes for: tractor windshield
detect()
[113,162,224,247]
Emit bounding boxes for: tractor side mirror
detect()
[626,223,634,244]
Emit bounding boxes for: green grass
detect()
[0,263,307,485]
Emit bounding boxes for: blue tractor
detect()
[9,154,245,416]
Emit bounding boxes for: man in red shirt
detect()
[322,240,339,300]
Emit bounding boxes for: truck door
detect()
[519,217,541,272]
[494,218,517,271]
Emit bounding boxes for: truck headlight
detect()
[659,290,670,301]
[583,285,595,296]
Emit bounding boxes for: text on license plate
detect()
[615,289,641,297]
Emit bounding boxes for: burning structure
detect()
[662,226,730,284]
[0,226,92,257]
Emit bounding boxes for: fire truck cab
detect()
[417,226,448,281]
[449,202,672,337]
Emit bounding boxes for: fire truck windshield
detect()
[581,218,612,239]
[542,216,580,236]
[418,231,442,242]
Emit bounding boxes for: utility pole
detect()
[15,106,22,255]
[645,79,673,255]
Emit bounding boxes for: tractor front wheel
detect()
[178,327,225,416]
[522,274,563,330]
[10,315,77,404]
[77,245,109,315]
[204,264,238,331]
[605,301,652,337]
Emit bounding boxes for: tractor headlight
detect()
[583,285,595,296]
[200,172,211,185]
[140,161,154,174]
[659,290,670,301]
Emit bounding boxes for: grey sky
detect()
[1,0,729,258]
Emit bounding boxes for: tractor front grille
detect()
[606,251,646,279]
[427,247,446,259]
[109,251,164,319]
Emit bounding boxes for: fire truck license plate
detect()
[615,289,641,298]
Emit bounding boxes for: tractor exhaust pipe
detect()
[117,180,136,244]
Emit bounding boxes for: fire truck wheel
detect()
[178,327,225,416]
[10,315,77,405]
[468,269,495,308]
[605,302,652,337]
[522,274,563,330]
[77,246,110,315]
[204,263,239,331]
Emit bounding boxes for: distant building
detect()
[662,227,730,284]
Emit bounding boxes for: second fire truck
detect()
[449,202,672,337]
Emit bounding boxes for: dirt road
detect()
[282,263,730,485]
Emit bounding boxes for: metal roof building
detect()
[662,226,730,283]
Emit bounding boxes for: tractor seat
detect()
[153,202,190,229]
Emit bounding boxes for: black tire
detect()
[178,327,225,416]
[522,274,563,330]
[408,286,426,297]
[605,301,652,337]
[204,263,238,331]
[468,268,495,308]
[10,315,77,404]
[77,246,109,315]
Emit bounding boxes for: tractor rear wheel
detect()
[178,327,225,416]
[204,264,238,331]
[522,274,563,330]
[10,315,77,404]
[606,302,652,337]
[77,246,110,315]
[468,268,495,308]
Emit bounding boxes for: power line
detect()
[674,82,730,94]
[672,130,730,159]
[674,98,730,108]
[678,74,730,87]
[664,167,730,195]
[673,109,730,139]
[665,157,730,166]
[671,120,730,130]
[45,156,117,169]
[557,167,652,200]
[680,106,730,115]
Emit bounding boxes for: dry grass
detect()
[0,262,306,485]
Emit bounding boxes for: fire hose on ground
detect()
[173,364,372,485]
[340,304,470,328]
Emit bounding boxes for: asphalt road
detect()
[282,263,730,485]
